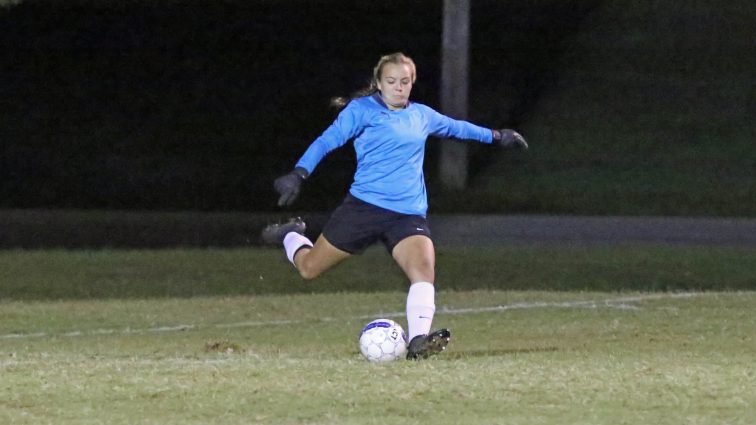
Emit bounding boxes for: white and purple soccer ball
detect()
[358,319,408,363]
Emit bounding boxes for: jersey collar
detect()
[372,91,410,110]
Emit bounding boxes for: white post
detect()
[439,0,470,190]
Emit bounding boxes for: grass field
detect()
[1,245,755,300]
[1,247,755,424]
[2,290,754,424]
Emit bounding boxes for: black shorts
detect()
[322,194,432,255]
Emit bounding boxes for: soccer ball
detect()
[358,319,408,363]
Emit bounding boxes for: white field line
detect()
[0,292,702,340]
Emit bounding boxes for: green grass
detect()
[1,247,755,423]
[1,290,754,424]
[1,245,755,301]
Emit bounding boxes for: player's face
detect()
[376,63,413,110]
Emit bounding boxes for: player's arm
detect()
[426,107,528,150]
[273,103,364,207]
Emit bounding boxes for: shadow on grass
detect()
[444,346,559,360]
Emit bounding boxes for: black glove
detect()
[273,167,309,207]
[493,129,528,150]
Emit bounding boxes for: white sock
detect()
[283,232,313,266]
[406,281,435,341]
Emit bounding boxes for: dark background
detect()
[1,0,753,215]
[0,0,598,211]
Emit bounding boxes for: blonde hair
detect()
[330,52,417,109]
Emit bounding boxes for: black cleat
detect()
[406,329,451,360]
[261,217,306,245]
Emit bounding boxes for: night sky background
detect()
[1,0,752,214]
[0,0,600,212]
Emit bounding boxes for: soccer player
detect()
[263,52,527,360]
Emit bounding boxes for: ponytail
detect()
[329,83,377,109]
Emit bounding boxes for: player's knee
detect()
[412,259,435,278]
[297,268,318,280]
[296,262,322,280]
[405,268,434,285]
[418,258,435,274]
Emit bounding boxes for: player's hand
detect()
[273,167,309,207]
[493,129,528,150]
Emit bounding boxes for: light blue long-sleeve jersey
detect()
[295,93,494,216]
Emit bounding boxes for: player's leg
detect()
[392,234,436,338]
[288,234,351,280]
[390,234,451,359]
[262,217,351,280]
[391,234,436,284]
[266,195,379,280]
